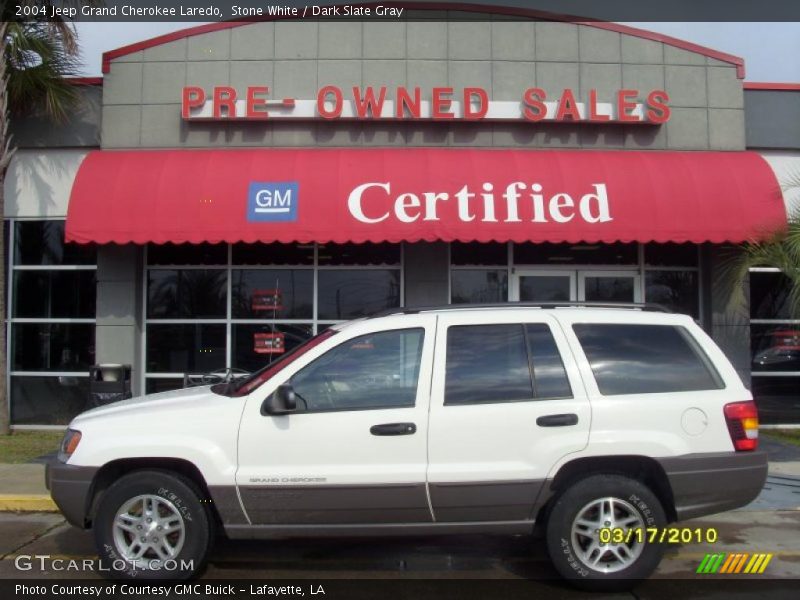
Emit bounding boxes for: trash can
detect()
[88,364,132,407]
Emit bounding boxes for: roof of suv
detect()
[371,302,672,318]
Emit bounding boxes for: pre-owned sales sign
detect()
[181,85,671,124]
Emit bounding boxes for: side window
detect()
[573,324,724,395]
[290,328,424,412]
[445,324,534,405]
[526,324,572,399]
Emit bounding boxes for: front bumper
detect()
[45,458,98,529]
[657,450,768,521]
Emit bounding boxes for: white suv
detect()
[47,304,767,589]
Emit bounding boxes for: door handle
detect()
[370,422,416,436]
[536,413,579,427]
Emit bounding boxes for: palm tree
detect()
[719,175,800,320]
[1,15,82,434]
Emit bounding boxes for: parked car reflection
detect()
[752,329,800,371]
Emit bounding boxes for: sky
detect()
[74,21,800,82]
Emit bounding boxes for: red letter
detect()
[646,90,671,123]
[396,87,421,118]
[353,86,387,119]
[246,86,269,119]
[463,87,488,120]
[617,89,640,122]
[588,89,610,122]
[317,85,343,119]
[432,87,454,119]
[213,86,237,118]
[556,89,581,121]
[522,88,547,121]
[181,86,205,119]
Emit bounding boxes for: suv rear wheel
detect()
[93,470,212,580]
[545,474,666,591]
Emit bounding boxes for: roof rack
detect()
[370,301,672,318]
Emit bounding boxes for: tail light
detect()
[724,401,759,451]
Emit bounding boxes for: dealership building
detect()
[5,5,800,427]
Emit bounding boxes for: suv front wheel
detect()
[93,470,213,580]
[545,474,667,591]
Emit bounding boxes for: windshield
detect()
[213,329,338,397]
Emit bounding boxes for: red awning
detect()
[65,149,785,245]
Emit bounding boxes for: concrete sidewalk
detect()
[0,463,56,512]
[1,441,799,513]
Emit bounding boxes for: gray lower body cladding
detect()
[238,483,433,524]
[45,459,98,528]
[428,480,546,521]
[656,450,768,520]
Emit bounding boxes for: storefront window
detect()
[645,271,699,317]
[643,244,699,319]
[232,270,313,319]
[10,376,91,426]
[147,270,227,319]
[514,242,638,265]
[12,323,95,371]
[452,270,508,304]
[7,220,97,425]
[317,270,401,319]
[645,243,699,267]
[146,324,226,373]
[749,269,797,424]
[232,324,314,372]
[14,221,96,265]
[13,270,96,318]
[147,243,227,265]
[318,243,400,266]
[751,377,800,425]
[451,242,507,266]
[144,243,402,392]
[233,242,314,266]
[750,271,791,320]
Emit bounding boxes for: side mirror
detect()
[260,383,298,416]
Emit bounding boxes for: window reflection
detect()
[10,376,90,426]
[146,324,226,373]
[233,324,314,373]
[15,221,96,265]
[445,324,533,405]
[645,271,699,318]
[452,270,508,304]
[318,270,400,319]
[751,326,800,372]
[147,270,227,319]
[750,272,791,320]
[291,329,424,411]
[12,324,95,371]
[573,324,722,395]
[232,270,313,319]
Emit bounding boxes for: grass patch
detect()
[0,430,64,464]
[763,429,800,447]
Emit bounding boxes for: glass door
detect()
[578,271,641,303]
[512,270,576,302]
[512,270,641,303]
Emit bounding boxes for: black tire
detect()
[545,474,666,592]
[93,469,213,580]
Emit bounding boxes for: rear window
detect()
[572,324,723,395]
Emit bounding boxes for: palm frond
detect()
[4,22,81,122]
[719,216,800,320]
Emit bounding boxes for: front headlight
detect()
[58,429,82,463]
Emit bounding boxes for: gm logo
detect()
[248,182,298,222]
